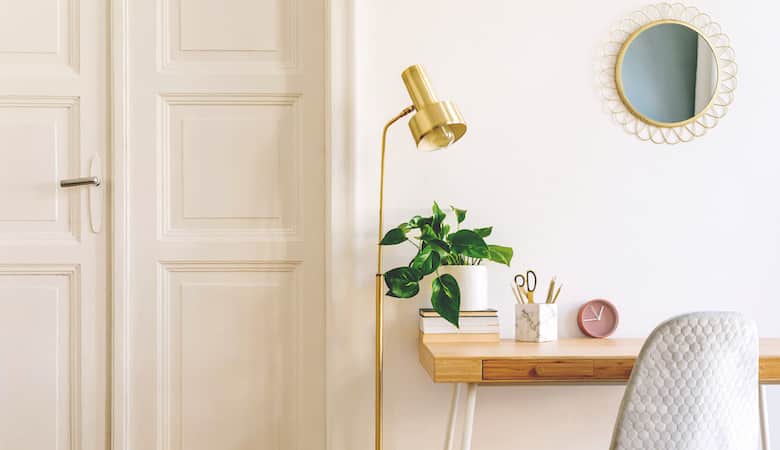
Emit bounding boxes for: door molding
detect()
[324,1,367,449]
[110,0,130,448]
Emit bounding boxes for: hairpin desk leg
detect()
[461,383,478,450]
[444,384,463,450]
[759,385,771,450]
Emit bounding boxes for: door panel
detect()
[162,0,294,71]
[0,98,79,240]
[0,0,108,449]
[161,94,301,239]
[160,264,299,450]
[0,0,77,72]
[0,269,76,450]
[124,0,325,448]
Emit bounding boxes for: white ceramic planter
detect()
[515,303,558,342]
[437,265,488,311]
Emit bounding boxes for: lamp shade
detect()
[401,65,467,151]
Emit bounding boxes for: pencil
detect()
[552,285,562,304]
[546,277,555,304]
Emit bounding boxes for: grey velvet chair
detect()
[610,312,759,450]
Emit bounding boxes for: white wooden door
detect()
[118,0,326,449]
[0,0,109,450]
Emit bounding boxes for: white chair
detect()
[610,312,759,450]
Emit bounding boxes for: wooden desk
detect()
[419,338,780,450]
[419,338,780,384]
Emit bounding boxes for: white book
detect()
[420,325,500,334]
[420,317,500,334]
[421,317,499,327]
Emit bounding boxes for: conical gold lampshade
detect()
[401,65,467,151]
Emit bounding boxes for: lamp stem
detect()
[376,105,415,450]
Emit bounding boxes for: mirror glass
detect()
[618,22,718,125]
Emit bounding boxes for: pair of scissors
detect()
[514,270,537,303]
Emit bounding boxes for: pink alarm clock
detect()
[577,299,619,338]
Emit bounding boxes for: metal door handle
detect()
[60,176,101,188]
[60,155,103,233]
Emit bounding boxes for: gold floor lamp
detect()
[375,64,467,450]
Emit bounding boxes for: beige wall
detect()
[329,1,780,448]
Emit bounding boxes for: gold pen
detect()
[552,285,562,304]
[545,277,555,304]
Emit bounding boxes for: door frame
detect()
[324,1,364,449]
[110,0,355,448]
[110,0,129,447]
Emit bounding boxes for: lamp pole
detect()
[374,65,466,450]
[375,105,416,450]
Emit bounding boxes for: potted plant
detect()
[380,202,513,327]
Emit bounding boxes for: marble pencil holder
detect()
[515,303,558,342]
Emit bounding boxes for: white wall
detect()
[329,1,780,449]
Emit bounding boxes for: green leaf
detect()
[417,216,433,229]
[448,230,489,258]
[487,245,514,266]
[379,228,407,245]
[398,222,411,233]
[410,246,441,277]
[383,267,420,298]
[426,239,451,257]
[432,201,446,223]
[450,206,467,224]
[431,274,460,327]
[441,224,451,238]
[419,224,438,242]
[474,227,493,238]
[432,201,446,235]
[407,216,424,229]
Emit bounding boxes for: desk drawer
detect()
[483,359,595,381]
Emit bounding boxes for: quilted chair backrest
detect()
[610,312,759,450]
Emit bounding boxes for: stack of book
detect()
[419,308,499,343]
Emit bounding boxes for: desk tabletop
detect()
[418,337,780,384]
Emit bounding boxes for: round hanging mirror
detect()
[600,4,737,144]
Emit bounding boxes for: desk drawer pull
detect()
[535,362,594,377]
[483,359,595,381]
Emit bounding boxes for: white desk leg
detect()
[461,383,478,450]
[444,383,463,450]
[760,385,771,450]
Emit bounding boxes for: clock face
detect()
[577,299,619,338]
